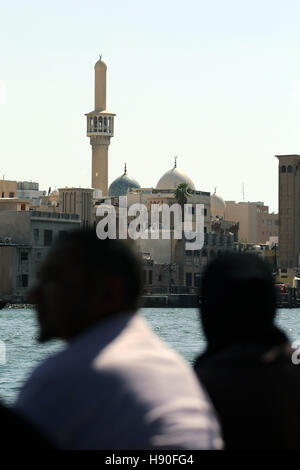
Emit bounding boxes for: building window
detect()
[288,165,293,173]
[149,270,153,285]
[194,273,200,288]
[44,230,53,247]
[158,274,162,282]
[1,192,4,198]
[186,272,192,286]
[58,230,67,241]
[143,270,147,284]
[281,165,286,173]
[9,192,14,198]
[20,251,28,262]
[21,204,26,211]
[21,274,28,287]
[204,208,207,216]
[33,228,39,243]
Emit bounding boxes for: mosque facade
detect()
[88,58,267,291]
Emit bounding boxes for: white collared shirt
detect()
[16,312,223,450]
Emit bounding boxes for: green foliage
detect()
[174,182,193,206]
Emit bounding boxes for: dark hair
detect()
[53,229,143,310]
[200,252,279,349]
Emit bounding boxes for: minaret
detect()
[85,57,115,196]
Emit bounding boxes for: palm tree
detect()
[173,182,193,290]
[174,182,193,221]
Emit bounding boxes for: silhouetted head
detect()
[200,252,280,352]
[30,230,143,342]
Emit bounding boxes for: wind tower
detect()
[85,56,115,196]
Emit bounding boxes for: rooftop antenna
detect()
[99,53,102,60]
[124,162,127,175]
[174,155,178,168]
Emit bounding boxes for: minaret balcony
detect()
[86,111,115,137]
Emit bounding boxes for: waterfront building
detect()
[0,198,30,211]
[59,187,94,229]
[0,210,80,301]
[276,154,300,269]
[225,200,278,244]
[17,181,46,205]
[40,189,60,211]
[140,231,235,294]
[0,179,17,198]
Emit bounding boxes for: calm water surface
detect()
[0,307,299,405]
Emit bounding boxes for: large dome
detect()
[210,190,226,219]
[156,164,195,190]
[108,165,140,197]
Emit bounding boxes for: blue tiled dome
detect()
[108,166,141,197]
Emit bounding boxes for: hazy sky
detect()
[1,0,300,212]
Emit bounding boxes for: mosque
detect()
[86,56,228,223]
[85,57,238,294]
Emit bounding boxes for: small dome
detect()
[156,163,195,190]
[108,165,140,197]
[211,190,226,219]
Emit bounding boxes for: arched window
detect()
[281,165,286,173]
[93,116,97,132]
[288,165,293,173]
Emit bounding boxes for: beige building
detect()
[0,179,17,198]
[0,198,30,211]
[276,154,300,268]
[86,58,115,196]
[225,201,278,244]
[59,187,94,229]
[40,190,60,211]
